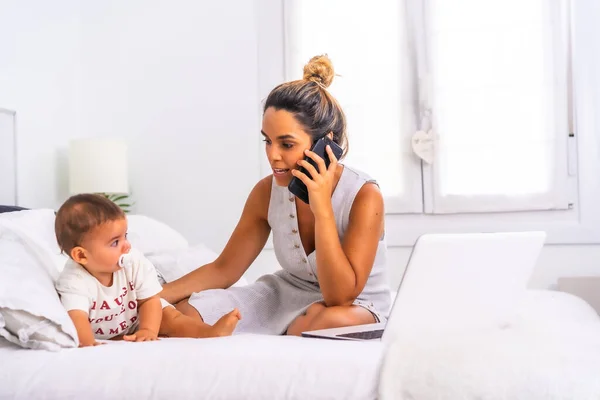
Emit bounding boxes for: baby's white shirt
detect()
[55,249,162,340]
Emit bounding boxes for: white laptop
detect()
[301,231,546,341]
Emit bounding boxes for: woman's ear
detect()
[70,246,89,265]
[326,132,334,140]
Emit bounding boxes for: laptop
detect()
[301,231,546,341]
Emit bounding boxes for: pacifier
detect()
[118,253,134,269]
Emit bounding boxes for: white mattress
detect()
[4,290,599,400]
[0,333,383,400]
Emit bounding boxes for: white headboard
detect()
[0,108,17,205]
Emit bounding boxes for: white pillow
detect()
[0,219,78,350]
[145,243,248,287]
[0,211,190,275]
[127,215,189,254]
[0,209,67,277]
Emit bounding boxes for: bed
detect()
[2,207,600,400]
[0,334,383,399]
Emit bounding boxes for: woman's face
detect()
[262,107,313,187]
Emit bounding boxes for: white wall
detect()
[250,245,600,291]
[78,1,262,250]
[0,0,261,252]
[0,1,84,207]
[1,0,599,290]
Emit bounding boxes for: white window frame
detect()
[0,108,17,205]
[255,0,600,246]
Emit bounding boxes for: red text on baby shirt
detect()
[88,281,138,337]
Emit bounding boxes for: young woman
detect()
[161,55,391,335]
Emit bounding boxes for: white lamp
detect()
[69,138,129,195]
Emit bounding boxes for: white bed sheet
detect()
[380,290,600,399]
[0,333,383,400]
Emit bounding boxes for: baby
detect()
[54,193,240,347]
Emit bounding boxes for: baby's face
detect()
[81,218,131,277]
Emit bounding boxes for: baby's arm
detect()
[123,249,164,342]
[68,310,103,347]
[55,266,100,347]
[123,295,162,342]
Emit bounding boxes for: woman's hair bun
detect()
[302,54,335,88]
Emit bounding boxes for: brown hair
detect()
[55,193,125,255]
[263,54,349,158]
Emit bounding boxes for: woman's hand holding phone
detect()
[291,145,339,218]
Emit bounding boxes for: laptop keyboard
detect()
[336,329,384,340]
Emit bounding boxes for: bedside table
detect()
[557,277,600,315]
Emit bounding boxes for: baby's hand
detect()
[79,341,104,348]
[123,328,158,342]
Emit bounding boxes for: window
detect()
[257,0,600,245]
[283,0,422,213]
[424,0,573,214]
[282,0,573,214]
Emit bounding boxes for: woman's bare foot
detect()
[210,308,242,337]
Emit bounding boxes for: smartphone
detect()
[288,136,344,204]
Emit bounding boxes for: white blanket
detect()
[0,334,383,400]
[379,290,600,399]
